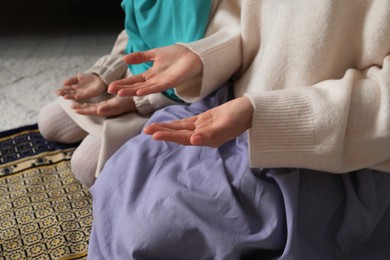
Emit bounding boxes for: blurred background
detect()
[0,0,124,34]
[0,0,125,131]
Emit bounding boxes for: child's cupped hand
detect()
[71,96,137,117]
[56,73,107,101]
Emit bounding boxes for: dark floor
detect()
[0,0,124,35]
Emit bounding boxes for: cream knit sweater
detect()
[178,0,390,173]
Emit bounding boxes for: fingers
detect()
[97,96,136,117]
[63,76,78,86]
[111,80,174,97]
[56,88,87,101]
[144,118,196,135]
[108,75,146,94]
[189,133,204,146]
[71,102,99,115]
[144,118,195,146]
[189,132,225,148]
[110,81,169,97]
[134,81,172,96]
[56,87,76,99]
[117,82,157,97]
[109,74,145,88]
[144,121,227,147]
[152,130,193,146]
[123,50,156,64]
[71,96,136,117]
[148,128,217,147]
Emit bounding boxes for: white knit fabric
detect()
[178,0,390,173]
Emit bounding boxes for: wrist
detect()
[91,73,108,92]
[240,96,254,129]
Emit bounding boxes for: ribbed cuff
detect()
[86,66,126,86]
[85,54,128,86]
[134,93,180,116]
[246,89,317,168]
[176,32,241,103]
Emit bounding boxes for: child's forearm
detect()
[85,30,129,86]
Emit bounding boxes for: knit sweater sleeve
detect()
[246,55,390,173]
[85,30,129,86]
[175,0,242,103]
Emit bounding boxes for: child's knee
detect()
[38,102,58,141]
[38,101,86,143]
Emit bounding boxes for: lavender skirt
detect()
[88,86,390,260]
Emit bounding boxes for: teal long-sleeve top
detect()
[121,0,211,102]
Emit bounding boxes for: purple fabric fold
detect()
[88,85,390,260]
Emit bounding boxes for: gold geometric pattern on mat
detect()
[0,126,92,260]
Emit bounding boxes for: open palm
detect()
[57,73,106,101]
[108,44,202,97]
[71,96,136,117]
[144,97,254,147]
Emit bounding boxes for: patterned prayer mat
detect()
[0,125,91,260]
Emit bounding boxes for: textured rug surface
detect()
[0,125,91,260]
[0,0,122,132]
[0,37,114,132]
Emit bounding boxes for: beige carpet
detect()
[0,0,124,132]
[0,32,118,131]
